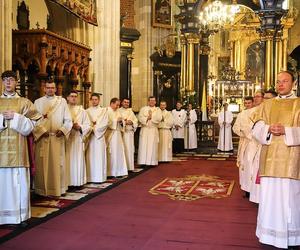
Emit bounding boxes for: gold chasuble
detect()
[252,98,300,179]
[0,97,41,168]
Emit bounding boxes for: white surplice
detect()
[0,93,39,224]
[106,107,128,177]
[171,109,186,139]
[253,94,300,249]
[184,109,198,149]
[137,106,162,165]
[33,96,72,197]
[158,109,174,162]
[86,106,108,183]
[217,110,233,151]
[119,107,138,171]
[66,105,91,186]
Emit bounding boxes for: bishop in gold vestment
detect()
[0,71,41,224]
[252,71,300,249]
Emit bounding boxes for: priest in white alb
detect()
[252,71,300,249]
[0,70,41,225]
[106,98,128,177]
[119,98,138,171]
[232,96,254,196]
[66,90,91,187]
[217,103,233,152]
[184,104,198,150]
[33,80,72,197]
[86,93,108,183]
[247,91,267,203]
[138,96,162,166]
[158,101,173,162]
[172,101,186,154]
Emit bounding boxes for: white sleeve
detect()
[190,110,197,124]
[138,107,148,126]
[94,111,108,139]
[284,127,300,146]
[60,100,73,136]
[10,113,34,136]
[151,108,162,124]
[0,114,6,131]
[252,120,272,145]
[81,110,92,137]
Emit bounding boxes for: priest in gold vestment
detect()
[33,81,72,197]
[0,71,41,224]
[252,71,300,249]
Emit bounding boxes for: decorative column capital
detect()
[185,33,200,44]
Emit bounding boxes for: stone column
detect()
[0,0,12,93]
[131,0,170,110]
[89,0,120,106]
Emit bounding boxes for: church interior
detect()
[1,0,300,249]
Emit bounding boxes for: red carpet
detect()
[0,159,275,250]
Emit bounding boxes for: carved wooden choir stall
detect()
[12,29,92,107]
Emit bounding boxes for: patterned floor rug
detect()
[149,174,234,201]
[0,168,148,243]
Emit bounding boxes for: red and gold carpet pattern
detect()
[149,174,234,201]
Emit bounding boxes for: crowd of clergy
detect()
[229,71,299,249]
[0,70,198,227]
[1,69,299,249]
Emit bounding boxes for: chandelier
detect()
[199,0,240,32]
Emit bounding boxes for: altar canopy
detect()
[49,0,97,25]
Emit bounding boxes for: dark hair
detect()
[45,79,56,85]
[279,70,295,82]
[160,100,167,104]
[176,100,182,105]
[148,96,156,101]
[244,96,254,102]
[68,90,78,96]
[264,89,278,97]
[110,97,120,104]
[121,97,130,102]
[255,91,264,97]
[1,70,17,80]
[90,93,100,99]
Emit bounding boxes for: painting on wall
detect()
[245,42,265,84]
[217,57,230,79]
[49,0,97,25]
[152,0,172,28]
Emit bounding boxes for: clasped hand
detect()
[2,110,15,120]
[73,123,81,131]
[268,123,285,136]
[42,130,64,138]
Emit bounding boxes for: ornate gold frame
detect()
[152,0,173,29]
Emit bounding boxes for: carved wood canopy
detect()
[12,29,91,82]
[12,29,92,106]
